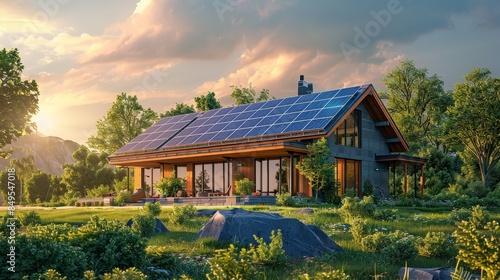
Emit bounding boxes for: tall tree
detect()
[382,60,452,151]
[61,145,115,196]
[0,48,39,157]
[160,102,195,117]
[194,91,222,111]
[88,93,158,155]
[230,83,273,105]
[296,138,335,201]
[447,68,500,189]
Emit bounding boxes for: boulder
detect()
[397,267,479,280]
[293,208,315,215]
[126,217,169,234]
[196,208,343,258]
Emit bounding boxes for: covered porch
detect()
[376,154,427,199]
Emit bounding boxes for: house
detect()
[108,76,426,198]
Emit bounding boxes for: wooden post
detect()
[403,163,408,197]
[420,164,425,199]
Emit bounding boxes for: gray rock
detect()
[397,267,480,280]
[126,217,169,234]
[196,208,343,259]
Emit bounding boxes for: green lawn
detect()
[13,205,500,279]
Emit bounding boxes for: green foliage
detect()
[230,83,272,105]
[142,201,162,217]
[131,213,156,238]
[154,171,186,196]
[383,59,451,151]
[161,102,196,117]
[102,267,147,280]
[417,231,455,258]
[252,229,287,266]
[0,215,20,236]
[449,208,472,223]
[299,270,350,280]
[19,210,42,227]
[30,269,68,280]
[195,169,210,192]
[61,146,115,197]
[361,230,406,253]
[86,185,112,198]
[276,192,296,206]
[207,244,259,280]
[235,178,255,196]
[338,196,376,222]
[453,206,500,279]
[114,191,132,205]
[194,91,222,111]
[0,48,39,154]
[447,67,500,189]
[362,179,374,197]
[381,237,418,264]
[350,218,369,243]
[168,204,197,225]
[296,138,335,201]
[88,92,158,154]
[69,215,148,275]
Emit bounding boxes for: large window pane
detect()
[214,163,224,192]
[269,159,280,194]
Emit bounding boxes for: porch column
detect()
[420,164,425,199]
[289,153,294,195]
[403,163,408,197]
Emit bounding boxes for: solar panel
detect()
[115,84,368,153]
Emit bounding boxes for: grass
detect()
[13,204,500,279]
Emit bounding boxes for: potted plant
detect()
[235,178,255,196]
[154,171,186,197]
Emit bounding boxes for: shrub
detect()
[154,171,186,197]
[102,267,147,280]
[361,230,406,253]
[114,191,132,206]
[252,229,287,266]
[350,218,370,243]
[32,269,67,280]
[276,192,296,207]
[146,245,204,278]
[69,215,147,275]
[132,213,156,238]
[417,231,455,258]
[207,244,258,280]
[374,208,398,221]
[299,270,350,280]
[19,211,42,227]
[362,179,374,197]
[168,204,197,225]
[75,201,81,207]
[381,237,418,264]
[235,178,255,196]
[338,196,376,222]
[453,206,499,279]
[142,201,162,217]
[449,207,472,223]
[86,185,111,198]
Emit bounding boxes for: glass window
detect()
[334,110,361,147]
[176,166,187,180]
[335,158,361,196]
[213,163,224,192]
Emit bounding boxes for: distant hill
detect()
[0,133,80,176]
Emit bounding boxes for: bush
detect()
[146,245,204,278]
[102,267,147,280]
[31,269,67,280]
[350,218,370,243]
[381,237,418,264]
[114,191,132,206]
[142,201,162,217]
[86,185,112,198]
[18,211,42,227]
[235,178,255,196]
[338,196,376,222]
[131,213,156,238]
[417,231,455,258]
[154,171,186,197]
[362,179,374,197]
[299,270,350,280]
[374,209,398,221]
[168,204,197,225]
[207,244,258,280]
[69,215,147,275]
[449,207,472,223]
[252,229,287,266]
[361,230,406,253]
[276,192,296,207]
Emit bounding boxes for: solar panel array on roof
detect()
[114,85,367,154]
[115,112,200,153]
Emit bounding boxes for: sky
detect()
[1,0,500,145]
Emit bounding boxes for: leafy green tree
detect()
[230,83,273,105]
[23,171,64,203]
[160,102,195,117]
[0,156,39,203]
[447,68,500,189]
[61,145,114,196]
[0,48,39,157]
[88,93,158,155]
[194,91,222,111]
[382,60,452,151]
[296,138,334,201]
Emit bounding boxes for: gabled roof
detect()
[110,84,408,159]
